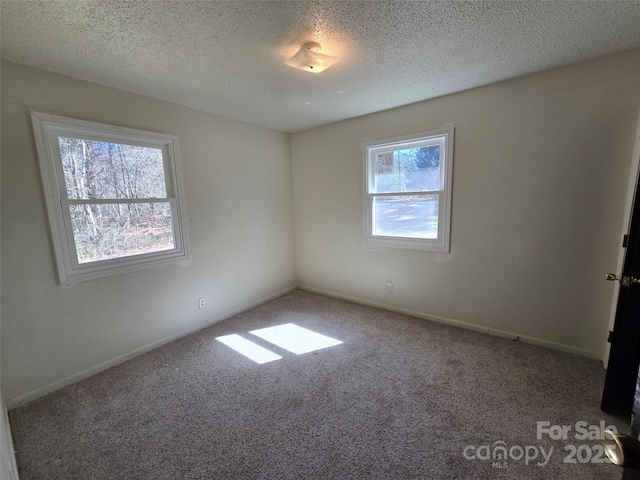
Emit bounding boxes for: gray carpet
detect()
[9,290,627,479]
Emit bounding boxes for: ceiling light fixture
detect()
[285,42,339,73]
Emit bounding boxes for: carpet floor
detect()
[9,290,626,479]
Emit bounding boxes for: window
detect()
[364,126,454,252]
[31,112,191,286]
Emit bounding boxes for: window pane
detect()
[69,202,175,263]
[373,145,441,193]
[58,138,167,200]
[372,195,439,239]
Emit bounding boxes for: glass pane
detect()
[372,195,439,239]
[373,145,441,193]
[58,138,167,200]
[69,202,175,263]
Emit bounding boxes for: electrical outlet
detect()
[387,281,393,294]
[198,297,206,309]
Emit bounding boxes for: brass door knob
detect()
[604,430,640,468]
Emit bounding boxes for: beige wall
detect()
[1,61,296,406]
[3,50,640,408]
[292,49,640,358]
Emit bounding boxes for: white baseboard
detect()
[5,286,296,410]
[6,283,602,410]
[2,398,20,479]
[298,284,603,361]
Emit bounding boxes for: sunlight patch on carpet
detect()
[250,323,343,355]
[215,334,282,364]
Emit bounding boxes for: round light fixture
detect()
[285,42,339,73]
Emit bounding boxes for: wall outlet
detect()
[198,297,206,309]
[386,281,393,294]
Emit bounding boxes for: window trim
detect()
[363,125,454,252]
[31,112,191,286]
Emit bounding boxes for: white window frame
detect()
[31,112,191,286]
[363,125,454,252]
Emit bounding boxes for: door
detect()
[602,117,640,419]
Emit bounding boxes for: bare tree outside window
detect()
[58,138,175,263]
[32,111,191,285]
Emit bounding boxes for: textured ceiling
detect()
[2,1,640,132]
